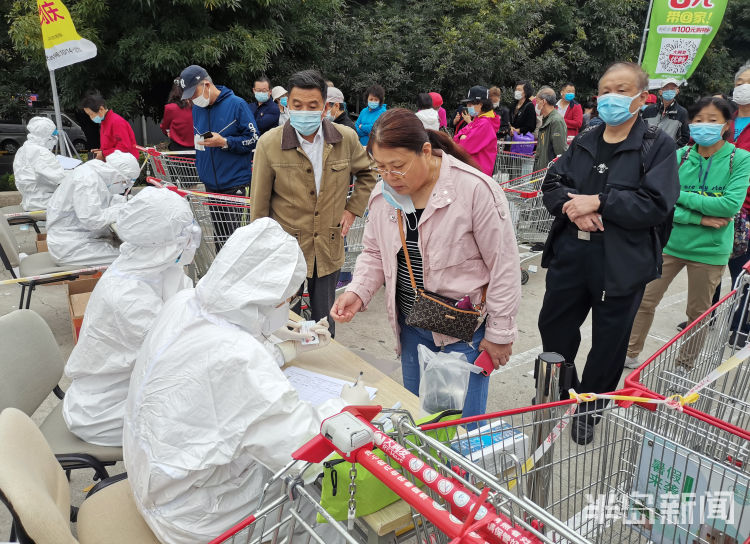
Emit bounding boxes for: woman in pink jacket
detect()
[453,88,501,176]
[331,108,520,421]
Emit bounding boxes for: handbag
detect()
[732,208,750,259]
[397,210,486,342]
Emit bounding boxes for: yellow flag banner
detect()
[37,0,96,70]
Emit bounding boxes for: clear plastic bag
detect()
[417,344,478,414]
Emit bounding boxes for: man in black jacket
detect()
[642,78,690,146]
[538,62,680,445]
[325,87,357,132]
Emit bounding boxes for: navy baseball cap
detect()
[179,65,210,100]
[462,85,489,103]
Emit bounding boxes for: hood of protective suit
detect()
[195,218,306,335]
[102,150,140,194]
[114,187,201,272]
[26,116,57,149]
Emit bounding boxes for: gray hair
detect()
[735,61,750,83]
[537,86,557,105]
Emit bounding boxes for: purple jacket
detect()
[346,152,520,353]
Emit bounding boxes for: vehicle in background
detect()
[0,111,88,154]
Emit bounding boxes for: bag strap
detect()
[396,209,418,291]
[678,144,694,169]
[396,210,488,307]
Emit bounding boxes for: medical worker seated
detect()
[62,187,200,447]
[13,116,67,211]
[123,218,368,544]
[46,149,140,266]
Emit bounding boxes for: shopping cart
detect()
[139,146,200,189]
[494,145,536,184]
[287,392,749,544]
[626,266,750,435]
[341,212,367,275]
[499,167,554,285]
[209,460,358,544]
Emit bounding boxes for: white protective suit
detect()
[46,150,140,266]
[123,219,347,544]
[62,187,200,447]
[12,117,67,211]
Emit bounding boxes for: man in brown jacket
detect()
[251,70,376,335]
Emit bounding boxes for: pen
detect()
[353,371,363,387]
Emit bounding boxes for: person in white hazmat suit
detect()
[62,186,201,447]
[123,218,369,544]
[12,116,67,211]
[46,149,140,266]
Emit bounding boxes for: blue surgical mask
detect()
[564,93,575,101]
[596,92,641,126]
[641,105,648,111]
[92,115,103,124]
[279,97,288,108]
[689,123,725,146]
[381,182,416,214]
[255,92,269,103]
[52,129,58,135]
[289,110,323,136]
[368,101,380,110]
[468,106,479,117]
[662,90,677,101]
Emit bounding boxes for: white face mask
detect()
[492,101,500,108]
[45,136,57,150]
[262,303,290,336]
[192,84,210,108]
[535,102,543,116]
[733,83,750,106]
[514,90,523,100]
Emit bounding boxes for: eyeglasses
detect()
[370,156,416,178]
[275,295,301,309]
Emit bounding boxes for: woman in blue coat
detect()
[356,84,387,145]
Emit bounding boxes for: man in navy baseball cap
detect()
[179,65,210,100]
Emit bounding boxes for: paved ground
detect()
[0,194,720,540]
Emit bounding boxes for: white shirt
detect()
[296,125,324,195]
[556,100,568,118]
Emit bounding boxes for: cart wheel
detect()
[521,269,529,285]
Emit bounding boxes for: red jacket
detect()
[728,114,750,212]
[100,110,138,159]
[159,103,194,147]
[558,101,583,138]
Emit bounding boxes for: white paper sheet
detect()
[56,155,82,170]
[283,366,377,407]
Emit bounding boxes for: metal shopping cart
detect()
[494,144,536,184]
[140,146,200,189]
[341,212,367,275]
[626,265,750,435]
[282,393,749,544]
[499,168,554,285]
[210,460,358,544]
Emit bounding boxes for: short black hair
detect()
[288,70,327,102]
[473,98,493,113]
[688,96,734,131]
[515,81,534,101]
[366,84,385,103]
[254,75,271,88]
[600,61,649,91]
[79,92,106,111]
[561,82,575,91]
[416,92,433,110]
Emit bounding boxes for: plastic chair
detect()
[0,407,158,544]
[0,213,87,309]
[0,204,44,233]
[0,310,122,481]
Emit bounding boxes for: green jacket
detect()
[534,109,567,171]
[666,142,750,265]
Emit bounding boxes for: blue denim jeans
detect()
[398,314,489,425]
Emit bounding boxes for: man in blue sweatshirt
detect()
[179,65,260,247]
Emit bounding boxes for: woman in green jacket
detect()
[626,96,750,372]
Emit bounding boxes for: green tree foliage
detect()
[4,0,748,120]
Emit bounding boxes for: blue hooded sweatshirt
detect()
[192,86,260,191]
[355,103,387,146]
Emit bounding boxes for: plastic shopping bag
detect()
[418,344,477,414]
